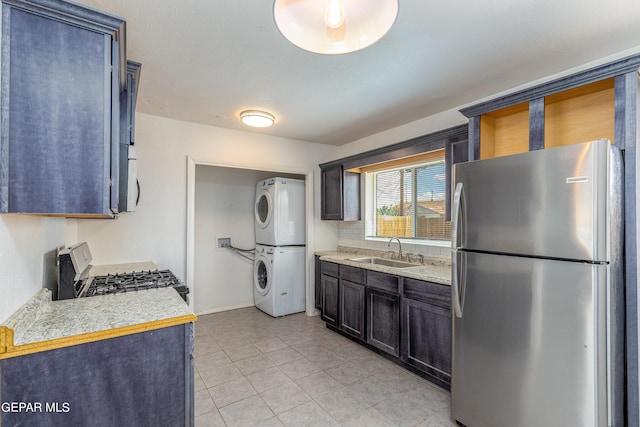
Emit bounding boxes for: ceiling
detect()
[77,0,640,146]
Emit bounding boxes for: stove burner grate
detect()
[84,269,189,302]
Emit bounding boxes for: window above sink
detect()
[362,150,452,245]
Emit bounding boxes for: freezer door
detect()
[451,252,621,427]
[451,139,622,262]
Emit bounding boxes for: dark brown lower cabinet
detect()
[366,287,400,357]
[366,270,400,356]
[315,260,452,390]
[320,273,339,327]
[339,280,366,340]
[402,278,452,389]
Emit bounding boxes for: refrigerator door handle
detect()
[451,250,465,318]
[451,182,465,318]
[451,182,465,249]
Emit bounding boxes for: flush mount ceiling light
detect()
[240,110,275,127]
[273,0,399,55]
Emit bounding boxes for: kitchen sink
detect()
[348,257,421,269]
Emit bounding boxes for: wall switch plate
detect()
[217,237,231,248]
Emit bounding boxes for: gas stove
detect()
[82,269,189,301]
[57,242,189,303]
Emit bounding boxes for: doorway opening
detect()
[186,158,313,316]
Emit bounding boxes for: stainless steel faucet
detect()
[387,237,403,259]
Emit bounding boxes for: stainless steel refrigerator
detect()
[450,139,625,427]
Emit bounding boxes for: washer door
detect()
[255,189,273,229]
[254,256,272,296]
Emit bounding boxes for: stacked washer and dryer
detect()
[253,177,306,317]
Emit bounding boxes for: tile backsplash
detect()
[337,221,450,259]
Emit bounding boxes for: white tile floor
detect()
[194,307,456,427]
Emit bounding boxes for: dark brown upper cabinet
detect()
[320,164,361,221]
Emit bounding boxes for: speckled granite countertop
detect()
[1,288,196,359]
[316,248,451,286]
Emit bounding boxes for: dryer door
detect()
[254,255,272,296]
[255,188,273,229]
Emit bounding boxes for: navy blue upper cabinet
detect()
[0,0,135,217]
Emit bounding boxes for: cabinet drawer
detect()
[403,278,450,309]
[320,261,339,277]
[340,265,366,284]
[367,271,399,293]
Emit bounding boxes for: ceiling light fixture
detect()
[240,110,275,128]
[273,0,399,55]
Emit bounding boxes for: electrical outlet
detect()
[217,237,231,248]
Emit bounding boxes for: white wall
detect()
[194,166,303,314]
[75,113,339,310]
[0,216,76,321]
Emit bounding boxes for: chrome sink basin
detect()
[348,257,421,269]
